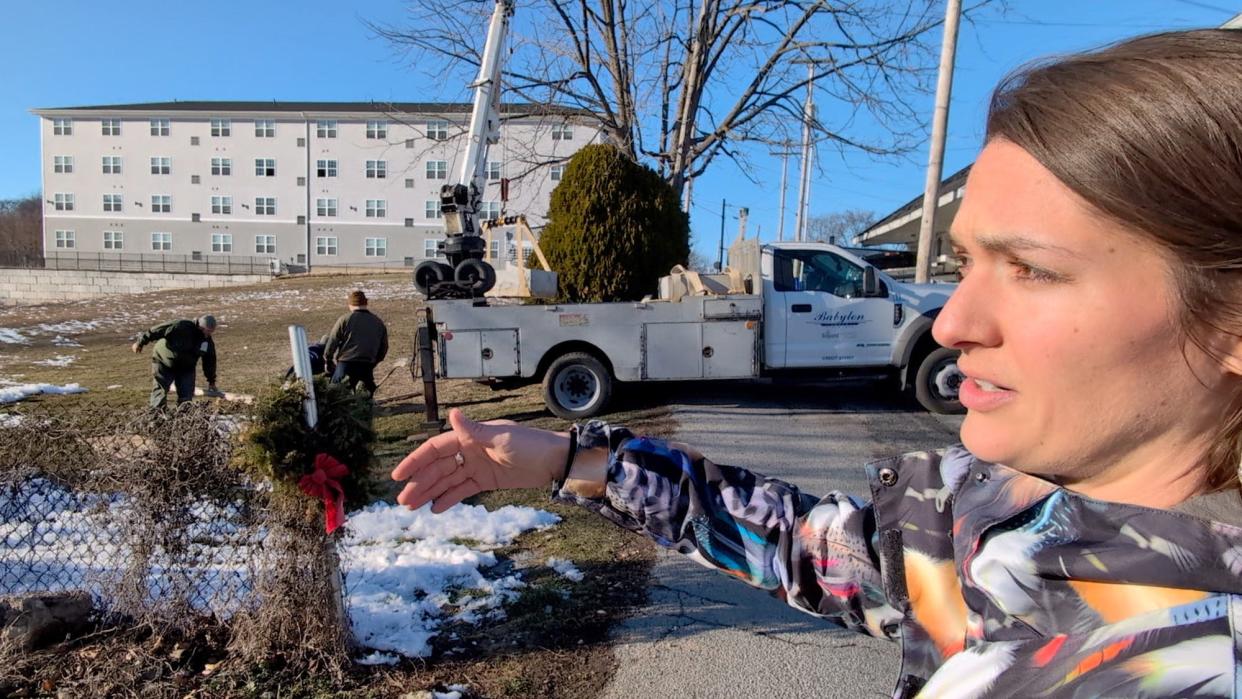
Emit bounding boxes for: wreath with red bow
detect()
[234,378,376,533]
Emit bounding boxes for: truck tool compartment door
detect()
[440,329,520,378]
[773,249,895,367]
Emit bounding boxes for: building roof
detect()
[31,100,598,119]
[865,164,971,234]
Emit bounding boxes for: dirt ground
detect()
[0,273,678,698]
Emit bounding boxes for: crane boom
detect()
[418,0,514,299]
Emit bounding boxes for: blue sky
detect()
[2,0,1237,262]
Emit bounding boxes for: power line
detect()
[1170,0,1238,15]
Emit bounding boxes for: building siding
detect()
[35,104,599,268]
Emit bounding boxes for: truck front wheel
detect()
[542,352,613,420]
[914,346,966,415]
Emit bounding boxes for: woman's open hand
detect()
[391,408,569,513]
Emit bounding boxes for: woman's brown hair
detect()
[986,28,1242,491]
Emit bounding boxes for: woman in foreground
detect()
[394,29,1242,697]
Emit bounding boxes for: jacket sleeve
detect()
[137,321,175,349]
[200,337,217,384]
[323,316,345,361]
[554,422,902,641]
[376,321,389,363]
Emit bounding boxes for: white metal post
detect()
[288,324,318,429]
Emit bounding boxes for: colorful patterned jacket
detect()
[556,423,1242,698]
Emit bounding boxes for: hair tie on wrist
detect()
[553,424,579,494]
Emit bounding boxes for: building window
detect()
[486,161,501,181]
[316,236,338,256]
[427,120,449,140]
[150,156,171,175]
[316,120,337,138]
[366,119,387,139]
[550,164,565,181]
[316,198,337,217]
[53,155,73,174]
[102,156,122,174]
[316,159,337,177]
[405,178,415,188]
[365,237,387,257]
[365,160,387,179]
[210,195,232,214]
[255,235,276,254]
[52,118,72,135]
[53,193,74,211]
[211,118,231,137]
[425,200,442,219]
[521,241,534,263]
[426,160,447,179]
[210,157,231,176]
[489,239,500,260]
[479,200,501,220]
[101,119,122,136]
[551,123,573,140]
[365,199,387,218]
[54,230,75,249]
[103,230,123,250]
[255,197,276,215]
[103,194,123,213]
[424,238,443,258]
[254,119,276,137]
[211,233,233,253]
[255,158,276,177]
[150,118,170,136]
[151,232,172,251]
[151,195,172,213]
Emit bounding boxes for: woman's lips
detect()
[959,376,1016,412]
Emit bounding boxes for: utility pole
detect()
[770,142,795,241]
[914,0,962,283]
[793,62,815,242]
[717,198,727,271]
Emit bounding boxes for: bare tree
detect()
[0,195,42,263]
[806,208,876,247]
[368,0,996,196]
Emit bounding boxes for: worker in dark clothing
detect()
[284,336,330,380]
[132,315,220,409]
[325,291,388,395]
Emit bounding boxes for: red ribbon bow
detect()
[298,453,351,534]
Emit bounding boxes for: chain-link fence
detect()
[0,402,350,668]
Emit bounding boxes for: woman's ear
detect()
[1216,334,1242,377]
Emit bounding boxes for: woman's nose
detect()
[933,272,1001,350]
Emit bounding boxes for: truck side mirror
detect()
[863,266,880,297]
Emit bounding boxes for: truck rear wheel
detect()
[914,346,965,414]
[542,352,612,420]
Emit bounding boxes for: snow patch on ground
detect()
[547,557,585,582]
[34,355,76,367]
[0,329,29,344]
[52,336,83,347]
[341,501,561,658]
[0,383,88,403]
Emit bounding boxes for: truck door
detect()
[773,249,895,367]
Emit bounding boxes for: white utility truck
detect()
[418,238,963,419]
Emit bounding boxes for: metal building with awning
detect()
[856,164,970,258]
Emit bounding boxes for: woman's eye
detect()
[1010,259,1062,283]
[953,254,971,280]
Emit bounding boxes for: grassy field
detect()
[0,273,678,698]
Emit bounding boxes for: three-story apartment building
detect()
[33,101,599,268]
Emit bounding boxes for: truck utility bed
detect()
[433,294,763,382]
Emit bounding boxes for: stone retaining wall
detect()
[0,269,272,305]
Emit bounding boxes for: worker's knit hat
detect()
[196,314,217,330]
[349,290,368,307]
